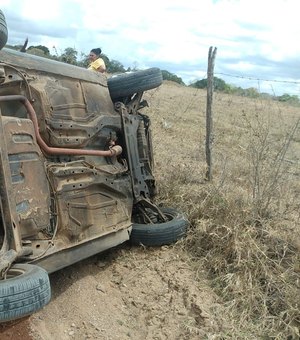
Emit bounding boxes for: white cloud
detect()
[1,0,300,95]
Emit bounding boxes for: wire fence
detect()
[204,71,300,97]
[215,72,300,85]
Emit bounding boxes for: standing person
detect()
[88,48,106,73]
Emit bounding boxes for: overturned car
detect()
[0,10,188,322]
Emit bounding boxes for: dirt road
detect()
[0,243,222,340]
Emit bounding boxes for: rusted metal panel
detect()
[31,227,131,274]
[0,48,107,85]
[2,116,51,238]
[0,49,134,261]
[47,162,132,243]
[0,47,157,274]
[0,112,23,252]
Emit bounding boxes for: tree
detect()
[107,59,126,73]
[27,48,49,57]
[277,93,299,104]
[189,76,227,91]
[5,44,25,51]
[27,45,50,55]
[59,47,78,65]
[161,70,185,85]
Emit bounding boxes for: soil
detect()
[0,318,32,340]
[0,81,225,340]
[0,244,222,340]
[0,71,299,340]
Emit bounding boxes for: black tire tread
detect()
[131,207,189,246]
[108,68,163,99]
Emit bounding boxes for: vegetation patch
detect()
[144,83,300,339]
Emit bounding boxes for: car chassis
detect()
[0,10,188,322]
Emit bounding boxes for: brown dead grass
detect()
[143,81,300,339]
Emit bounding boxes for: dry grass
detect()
[143,82,300,339]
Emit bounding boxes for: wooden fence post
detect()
[205,46,217,181]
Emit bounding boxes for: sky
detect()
[1,0,300,96]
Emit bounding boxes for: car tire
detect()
[108,67,163,100]
[0,10,8,51]
[0,263,51,322]
[130,207,189,246]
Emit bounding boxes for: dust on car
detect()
[0,9,188,322]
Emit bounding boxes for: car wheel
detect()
[0,10,8,51]
[108,67,163,100]
[130,207,189,246]
[0,263,51,322]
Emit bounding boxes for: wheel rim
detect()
[2,267,25,280]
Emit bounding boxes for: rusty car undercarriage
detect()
[0,9,188,322]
